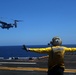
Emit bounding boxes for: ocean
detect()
[0,44,76,59]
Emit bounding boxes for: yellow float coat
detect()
[28,46,76,70]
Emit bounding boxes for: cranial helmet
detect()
[50,36,62,46]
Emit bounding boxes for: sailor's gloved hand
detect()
[22,45,29,52]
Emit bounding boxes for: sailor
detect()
[22,36,76,75]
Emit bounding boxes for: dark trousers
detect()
[47,65,64,75]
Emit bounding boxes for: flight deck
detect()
[0,55,76,75]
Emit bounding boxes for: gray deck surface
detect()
[0,55,76,75]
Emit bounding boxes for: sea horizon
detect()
[0,44,76,59]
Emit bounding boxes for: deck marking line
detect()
[0,62,36,64]
[0,67,76,73]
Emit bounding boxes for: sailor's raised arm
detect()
[64,47,76,52]
[22,45,51,53]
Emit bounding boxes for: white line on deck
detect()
[0,62,36,64]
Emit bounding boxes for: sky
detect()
[0,0,76,46]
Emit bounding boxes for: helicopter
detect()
[0,20,22,29]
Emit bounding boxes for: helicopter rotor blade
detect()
[14,20,23,22]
